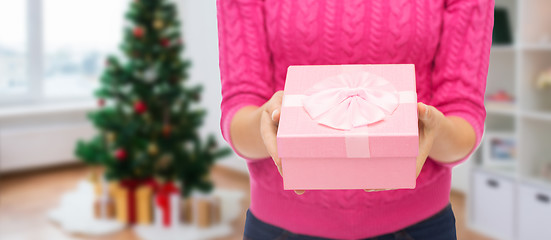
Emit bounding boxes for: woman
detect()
[216,0,493,239]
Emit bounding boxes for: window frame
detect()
[0,0,40,105]
[0,0,105,106]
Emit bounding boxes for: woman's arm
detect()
[423,0,494,167]
[217,0,275,160]
[231,92,303,194]
[430,116,476,163]
[230,92,284,169]
[417,103,476,167]
[230,106,266,159]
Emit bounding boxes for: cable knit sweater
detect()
[217,0,493,239]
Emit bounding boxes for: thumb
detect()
[267,91,284,125]
[271,108,281,125]
[418,102,436,126]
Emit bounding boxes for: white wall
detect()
[176,0,246,173]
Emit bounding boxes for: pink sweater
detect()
[217,0,493,239]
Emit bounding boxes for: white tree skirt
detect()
[48,180,125,236]
[48,180,244,239]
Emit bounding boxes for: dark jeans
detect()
[244,204,456,240]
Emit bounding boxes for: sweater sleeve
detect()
[216,0,274,156]
[429,0,494,167]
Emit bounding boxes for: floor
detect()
[0,164,491,240]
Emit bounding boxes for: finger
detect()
[418,102,440,128]
[364,188,395,192]
[271,108,281,125]
[417,102,430,121]
[266,91,284,124]
[294,190,305,195]
[260,111,283,176]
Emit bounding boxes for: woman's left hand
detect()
[415,102,446,177]
[365,102,446,192]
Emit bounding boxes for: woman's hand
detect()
[259,91,283,175]
[415,102,446,176]
[365,102,446,192]
[259,91,306,195]
[238,91,469,195]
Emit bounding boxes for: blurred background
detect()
[0,0,550,240]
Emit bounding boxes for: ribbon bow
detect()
[302,72,399,130]
[149,181,179,227]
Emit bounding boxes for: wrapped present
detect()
[135,184,153,225]
[277,64,419,190]
[211,197,221,225]
[180,198,193,224]
[88,168,105,197]
[93,176,116,219]
[89,171,116,219]
[94,196,116,219]
[151,181,180,228]
[191,194,222,228]
[111,179,153,225]
[111,182,127,224]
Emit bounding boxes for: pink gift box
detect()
[277,64,419,190]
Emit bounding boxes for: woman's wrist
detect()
[433,116,452,145]
[429,116,476,163]
[230,105,268,159]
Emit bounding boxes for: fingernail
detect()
[419,103,428,119]
[364,189,376,192]
[294,190,305,195]
[271,109,279,121]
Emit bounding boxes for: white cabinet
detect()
[518,183,551,240]
[471,170,515,239]
[468,0,551,239]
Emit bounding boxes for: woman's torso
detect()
[244,0,454,238]
[264,0,446,103]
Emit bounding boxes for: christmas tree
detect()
[76,0,230,196]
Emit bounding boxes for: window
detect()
[0,0,127,103]
[43,0,126,98]
[0,1,28,97]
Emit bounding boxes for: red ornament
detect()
[134,101,147,114]
[115,148,127,161]
[133,26,144,38]
[98,99,105,107]
[162,125,172,137]
[160,38,171,47]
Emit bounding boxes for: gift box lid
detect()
[277,64,419,159]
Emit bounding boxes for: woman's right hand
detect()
[259,91,283,175]
[259,91,305,195]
